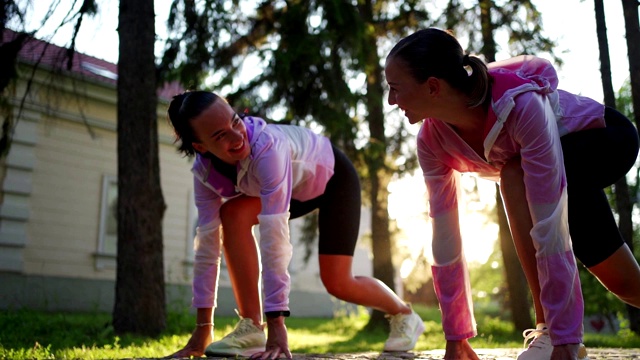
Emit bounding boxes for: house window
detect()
[95,175,117,269]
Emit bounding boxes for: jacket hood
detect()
[483,55,560,160]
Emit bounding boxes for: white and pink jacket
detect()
[190,116,335,313]
[420,55,605,345]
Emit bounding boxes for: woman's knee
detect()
[321,274,351,299]
[319,256,353,298]
[220,196,260,227]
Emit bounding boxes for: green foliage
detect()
[469,242,510,308]
[616,80,634,120]
[439,0,559,63]
[579,264,626,317]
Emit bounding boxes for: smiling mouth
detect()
[230,140,245,152]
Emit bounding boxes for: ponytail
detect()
[464,55,491,108]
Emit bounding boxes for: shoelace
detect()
[228,318,256,338]
[388,314,409,337]
[522,328,550,349]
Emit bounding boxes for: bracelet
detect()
[196,322,213,327]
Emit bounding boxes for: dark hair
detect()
[167,90,222,157]
[387,28,490,108]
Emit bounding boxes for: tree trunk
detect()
[594,0,616,108]
[620,0,640,334]
[113,0,167,337]
[497,187,533,331]
[479,0,532,331]
[361,0,396,330]
[621,0,640,131]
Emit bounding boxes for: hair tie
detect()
[462,54,470,66]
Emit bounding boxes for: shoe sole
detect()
[383,320,426,352]
[205,346,266,357]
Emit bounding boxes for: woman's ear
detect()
[426,77,441,96]
[192,142,206,154]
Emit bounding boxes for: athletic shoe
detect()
[383,306,425,351]
[204,317,266,357]
[577,344,590,360]
[517,323,589,360]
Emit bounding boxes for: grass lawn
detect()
[1,304,639,359]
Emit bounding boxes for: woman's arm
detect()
[191,177,225,309]
[251,140,295,313]
[510,92,584,346]
[418,131,476,341]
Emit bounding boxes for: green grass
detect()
[1,304,639,359]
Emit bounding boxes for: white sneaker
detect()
[383,307,425,352]
[517,324,552,360]
[578,344,590,360]
[517,323,589,360]
[204,317,266,357]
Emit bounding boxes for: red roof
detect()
[4,29,182,101]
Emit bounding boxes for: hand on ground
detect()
[444,339,480,360]
[166,325,213,358]
[251,317,292,359]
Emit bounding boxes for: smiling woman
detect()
[384,26,640,360]
[166,90,425,358]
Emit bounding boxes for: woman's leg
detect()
[587,244,640,307]
[566,185,640,308]
[561,107,640,308]
[290,146,423,351]
[318,254,410,314]
[308,146,410,314]
[220,195,263,326]
[499,158,545,324]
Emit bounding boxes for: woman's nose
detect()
[229,129,243,142]
[388,93,396,106]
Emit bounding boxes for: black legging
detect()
[289,145,361,255]
[562,107,639,267]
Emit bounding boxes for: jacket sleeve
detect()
[191,177,224,309]
[418,130,476,340]
[511,92,584,345]
[252,142,294,312]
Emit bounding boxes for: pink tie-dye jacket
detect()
[422,55,604,345]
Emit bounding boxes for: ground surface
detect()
[169,348,640,359]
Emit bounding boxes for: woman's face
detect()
[190,100,251,164]
[384,56,433,125]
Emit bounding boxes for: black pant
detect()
[562,107,639,267]
[289,145,361,255]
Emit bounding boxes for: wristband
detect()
[265,311,290,318]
